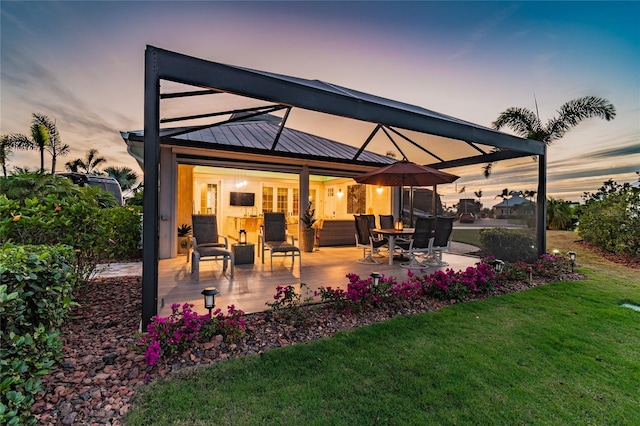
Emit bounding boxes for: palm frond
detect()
[6,134,36,150]
[492,107,542,138]
[547,96,616,142]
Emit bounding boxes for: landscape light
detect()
[370,272,382,287]
[568,251,577,272]
[201,287,219,318]
[491,259,505,273]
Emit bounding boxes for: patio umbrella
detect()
[354,160,459,220]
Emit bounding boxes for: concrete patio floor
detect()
[98,243,481,318]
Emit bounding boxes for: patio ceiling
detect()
[140,45,548,328]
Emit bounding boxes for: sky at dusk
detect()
[1,1,638,206]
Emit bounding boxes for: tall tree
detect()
[104,166,139,191]
[494,188,517,218]
[523,190,537,202]
[546,197,573,230]
[65,148,107,174]
[474,189,483,207]
[0,135,12,177]
[6,113,53,172]
[484,96,616,177]
[34,114,69,173]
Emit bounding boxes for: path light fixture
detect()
[239,229,247,244]
[568,251,577,272]
[490,259,505,273]
[370,272,382,287]
[201,287,219,318]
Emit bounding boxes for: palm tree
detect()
[65,148,107,174]
[0,135,13,177]
[494,188,516,218]
[6,114,52,172]
[35,114,70,173]
[474,189,483,205]
[104,166,139,191]
[546,197,573,230]
[483,96,616,177]
[523,190,537,202]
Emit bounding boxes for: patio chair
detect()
[260,212,301,270]
[379,214,394,229]
[399,216,436,269]
[191,214,233,280]
[354,215,387,264]
[427,216,455,267]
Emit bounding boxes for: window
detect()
[276,188,288,213]
[293,188,299,216]
[327,188,334,197]
[262,187,273,212]
[347,184,366,214]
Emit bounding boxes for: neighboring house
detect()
[492,194,532,217]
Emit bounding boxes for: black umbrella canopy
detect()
[354,160,459,187]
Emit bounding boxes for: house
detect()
[492,194,533,218]
[121,114,399,252]
[133,46,547,327]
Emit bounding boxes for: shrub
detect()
[266,284,312,322]
[0,244,78,426]
[479,227,537,263]
[0,173,142,279]
[141,303,246,366]
[579,180,640,254]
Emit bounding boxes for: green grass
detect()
[450,228,482,247]
[126,232,640,425]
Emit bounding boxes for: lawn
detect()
[126,232,640,425]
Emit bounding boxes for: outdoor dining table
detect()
[372,228,415,265]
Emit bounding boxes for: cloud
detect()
[2,46,136,132]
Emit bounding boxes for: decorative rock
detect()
[103,352,118,365]
[61,411,78,425]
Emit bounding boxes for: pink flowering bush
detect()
[200,305,246,343]
[142,302,246,366]
[316,254,570,311]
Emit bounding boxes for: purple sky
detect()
[2,1,638,204]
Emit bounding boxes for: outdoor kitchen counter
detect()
[225,216,262,244]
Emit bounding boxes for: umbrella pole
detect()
[409,186,414,226]
[433,184,437,216]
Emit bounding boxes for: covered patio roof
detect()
[141,45,547,327]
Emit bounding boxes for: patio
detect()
[154,244,479,317]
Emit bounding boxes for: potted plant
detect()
[300,202,317,252]
[177,223,192,255]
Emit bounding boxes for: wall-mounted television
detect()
[230,192,255,206]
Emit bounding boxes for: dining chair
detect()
[354,215,387,264]
[427,216,455,266]
[399,216,436,269]
[378,214,394,229]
